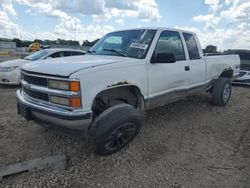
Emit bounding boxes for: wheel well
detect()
[92,86,145,118]
[219,68,233,78]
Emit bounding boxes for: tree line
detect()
[0,37,248,56]
[0,38,99,47]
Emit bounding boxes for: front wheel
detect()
[212,77,232,106]
[91,103,142,156]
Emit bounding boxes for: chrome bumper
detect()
[16,89,92,131]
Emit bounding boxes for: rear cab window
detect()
[183,33,201,60]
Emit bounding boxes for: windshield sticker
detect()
[129,43,148,50]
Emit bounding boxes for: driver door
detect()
[147,30,189,108]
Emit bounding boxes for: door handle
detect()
[185,66,190,71]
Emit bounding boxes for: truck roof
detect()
[111,27,197,35]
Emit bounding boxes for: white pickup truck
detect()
[16,27,240,155]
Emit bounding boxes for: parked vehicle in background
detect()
[234,70,250,85]
[231,50,250,85]
[16,27,240,155]
[27,42,40,52]
[0,48,86,85]
[41,44,50,49]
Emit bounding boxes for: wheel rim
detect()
[223,83,231,103]
[104,122,137,151]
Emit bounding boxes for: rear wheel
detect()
[91,103,142,155]
[212,77,232,106]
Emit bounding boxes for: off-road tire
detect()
[212,77,232,106]
[91,103,142,156]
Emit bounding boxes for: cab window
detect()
[183,33,200,60]
[72,51,85,56]
[50,52,64,58]
[63,51,73,57]
[154,31,186,61]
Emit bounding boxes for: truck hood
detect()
[22,55,133,77]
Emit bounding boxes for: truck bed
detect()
[204,55,240,81]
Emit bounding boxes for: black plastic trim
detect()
[21,69,69,78]
[17,98,92,121]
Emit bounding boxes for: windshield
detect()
[90,29,157,59]
[24,50,49,61]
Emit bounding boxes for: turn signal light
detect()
[69,81,80,92]
[70,97,82,108]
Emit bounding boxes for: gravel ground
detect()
[0,85,249,188]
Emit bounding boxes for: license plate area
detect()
[17,102,31,121]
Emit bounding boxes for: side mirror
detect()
[151,52,176,63]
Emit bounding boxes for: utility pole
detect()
[74,17,76,41]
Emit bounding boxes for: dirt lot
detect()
[0,85,249,188]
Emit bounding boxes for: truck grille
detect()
[22,73,48,87]
[23,87,49,102]
[21,71,49,102]
[20,71,77,109]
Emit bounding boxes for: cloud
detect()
[16,0,70,19]
[193,14,221,31]
[0,0,160,43]
[204,0,221,12]
[193,14,220,25]
[15,0,160,22]
[0,0,17,15]
[187,0,250,50]
[221,0,250,22]
[176,25,250,51]
[115,19,124,25]
[52,0,105,15]
[3,0,250,52]
[0,10,56,41]
[135,0,161,21]
[25,9,31,13]
[105,0,137,10]
[53,16,115,41]
[0,11,20,35]
[0,0,119,42]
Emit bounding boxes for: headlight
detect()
[0,66,18,72]
[50,96,70,106]
[48,80,80,91]
[50,95,82,107]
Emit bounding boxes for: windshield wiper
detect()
[103,48,128,57]
[86,50,96,55]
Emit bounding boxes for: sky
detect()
[0,0,250,50]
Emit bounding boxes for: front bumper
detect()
[16,89,93,132]
[0,69,20,85]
